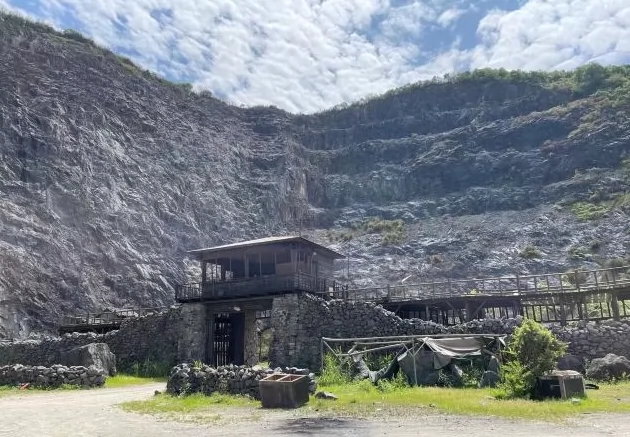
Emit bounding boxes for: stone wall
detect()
[551,320,630,361]
[269,293,630,370]
[244,309,260,366]
[166,363,316,399]
[0,364,106,388]
[0,306,196,372]
[4,293,630,374]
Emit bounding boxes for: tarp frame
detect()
[320,333,506,382]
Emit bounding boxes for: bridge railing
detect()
[346,265,630,302]
[60,306,168,328]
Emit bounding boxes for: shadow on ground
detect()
[276,417,364,435]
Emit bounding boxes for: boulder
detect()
[61,343,117,376]
[479,370,500,388]
[586,354,630,381]
[557,354,585,374]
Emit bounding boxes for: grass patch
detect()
[104,374,166,388]
[121,392,257,424]
[0,386,21,397]
[569,201,612,221]
[118,380,630,423]
[307,381,630,421]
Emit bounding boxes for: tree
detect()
[498,319,567,398]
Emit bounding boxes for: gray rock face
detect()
[586,354,630,381]
[2,14,630,338]
[61,343,117,376]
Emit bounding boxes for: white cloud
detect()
[437,7,465,27]
[4,0,630,113]
[471,0,630,71]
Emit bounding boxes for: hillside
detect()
[2,12,630,337]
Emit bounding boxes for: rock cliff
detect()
[2,12,630,337]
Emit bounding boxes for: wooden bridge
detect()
[345,265,630,326]
[58,307,168,334]
[58,266,630,334]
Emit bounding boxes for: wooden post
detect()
[611,291,620,320]
[387,284,391,301]
[559,293,567,326]
[575,270,580,292]
[516,274,520,295]
[201,261,207,283]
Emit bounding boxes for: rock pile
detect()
[586,353,630,381]
[0,364,106,388]
[166,363,317,399]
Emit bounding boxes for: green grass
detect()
[569,201,613,221]
[0,383,81,396]
[104,374,167,388]
[118,380,630,423]
[306,381,630,421]
[0,386,20,397]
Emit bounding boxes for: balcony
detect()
[176,272,347,303]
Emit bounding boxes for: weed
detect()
[104,374,166,388]
[128,358,172,378]
[519,246,542,259]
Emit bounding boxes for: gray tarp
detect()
[396,336,506,385]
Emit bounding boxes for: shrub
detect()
[318,353,352,386]
[567,245,588,260]
[569,201,611,221]
[519,245,541,259]
[497,319,567,399]
[563,269,588,286]
[129,359,172,378]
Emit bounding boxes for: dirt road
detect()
[0,383,628,437]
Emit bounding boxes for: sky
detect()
[2,0,630,114]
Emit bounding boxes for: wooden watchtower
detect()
[176,235,347,303]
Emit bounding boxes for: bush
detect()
[318,353,352,386]
[497,319,567,399]
[129,359,172,378]
[569,201,611,221]
[519,245,541,259]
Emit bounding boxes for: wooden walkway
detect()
[344,265,630,326]
[58,307,167,334]
[58,266,630,334]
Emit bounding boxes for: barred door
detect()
[214,313,233,367]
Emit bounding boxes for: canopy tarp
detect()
[396,335,506,385]
[422,336,504,368]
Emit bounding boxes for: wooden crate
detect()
[259,373,310,409]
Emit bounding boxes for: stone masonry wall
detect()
[166,363,316,399]
[244,309,260,366]
[269,293,630,370]
[0,364,106,388]
[0,305,205,372]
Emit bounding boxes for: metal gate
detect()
[214,313,234,367]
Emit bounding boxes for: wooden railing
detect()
[60,306,168,329]
[176,272,348,302]
[345,265,630,303]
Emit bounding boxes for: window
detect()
[276,249,290,264]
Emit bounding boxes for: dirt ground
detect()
[0,383,629,437]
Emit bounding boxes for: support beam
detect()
[611,291,621,321]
